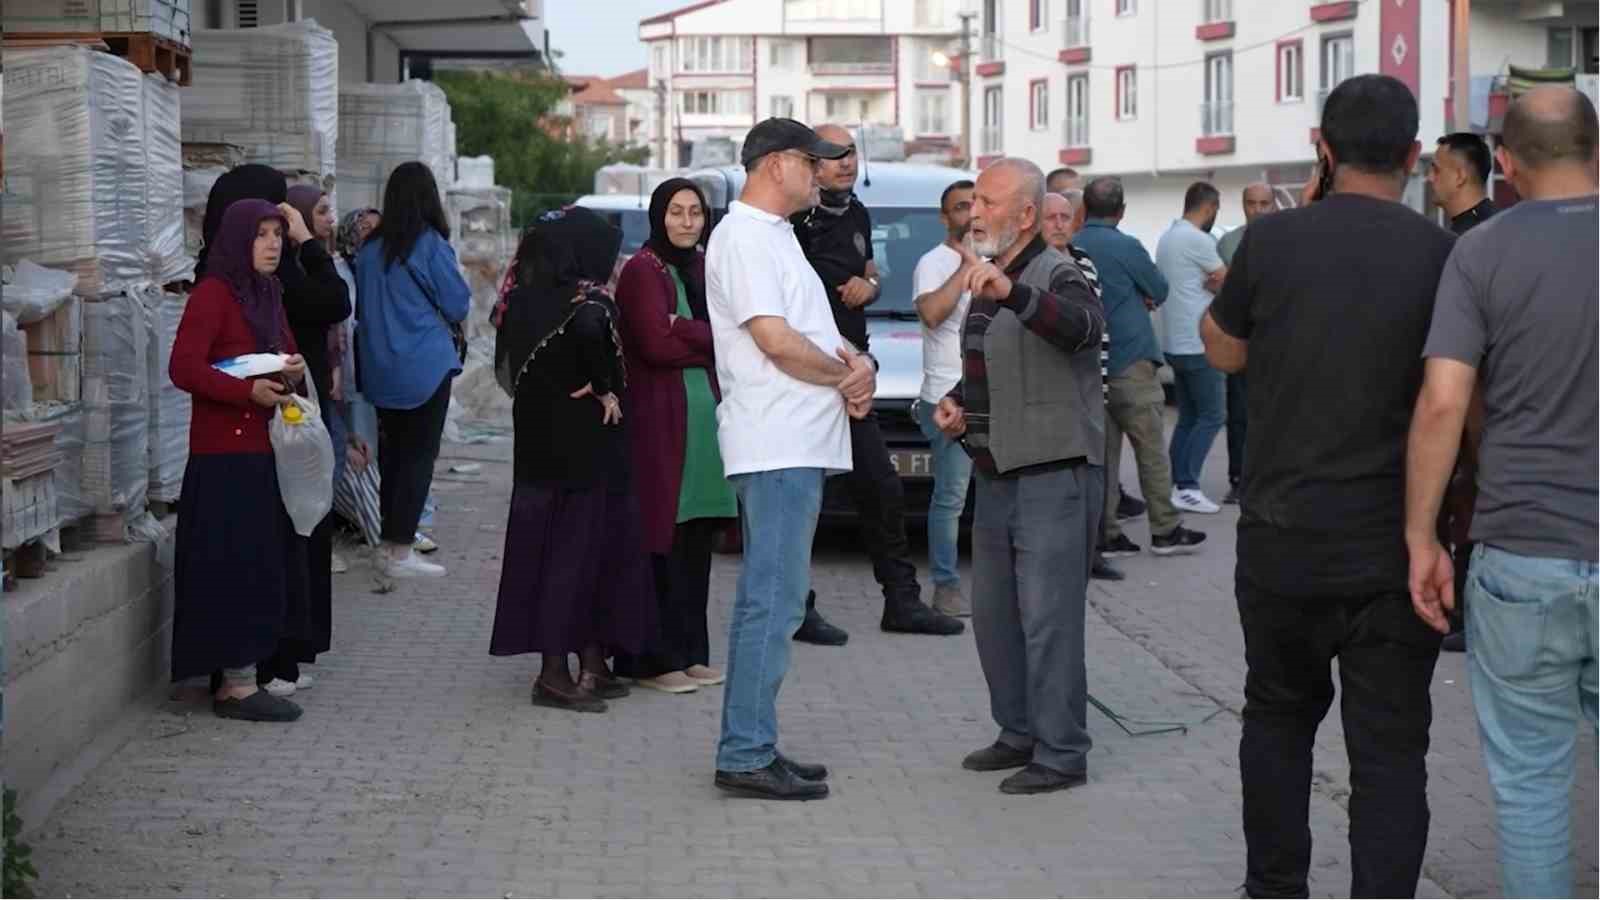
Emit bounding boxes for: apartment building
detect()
[965,0,1595,248]
[637,0,965,168]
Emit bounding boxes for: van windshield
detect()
[862,206,948,316]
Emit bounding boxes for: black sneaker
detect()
[213,690,302,722]
[1150,526,1207,556]
[1100,534,1141,559]
[715,760,830,800]
[795,599,849,646]
[1116,490,1147,521]
[881,599,965,636]
[1091,554,1125,581]
[1223,485,1241,505]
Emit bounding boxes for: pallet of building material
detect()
[1,46,149,298]
[143,72,195,283]
[2,0,193,48]
[182,20,338,176]
[23,297,84,404]
[180,141,245,171]
[136,286,190,504]
[1,30,192,86]
[2,470,60,551]
[337,80,453,214]
[448,186,514,267]
[2,422,64,480]
[80,294,150,525]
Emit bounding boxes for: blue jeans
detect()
[1466,544,1599,898]
[913,400,973,587]
[1166,353,1225,490]
[716,467,825,772]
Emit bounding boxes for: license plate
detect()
[888,450,934,479]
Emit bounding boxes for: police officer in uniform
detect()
[789,124,965,643]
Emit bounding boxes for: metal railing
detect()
[1200,100,1234,136]
[1063,116,1089,148]
[980,33,1004,63]
[809,60,895,75]
[980,125,1003,154]
[1064,14,1089,48]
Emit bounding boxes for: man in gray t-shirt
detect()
[1403,86,1598,899]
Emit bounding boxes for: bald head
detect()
[1242,182,1275,223]
[813,123,860,192]
[1501,86,1598,172]
[1041,192,1075,251]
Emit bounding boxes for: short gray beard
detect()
[972,222,1018,258]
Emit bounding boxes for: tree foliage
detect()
[435,69,649,227]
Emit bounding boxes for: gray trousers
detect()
[972,463,1102,775]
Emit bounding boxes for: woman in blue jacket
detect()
[355,162,470,579]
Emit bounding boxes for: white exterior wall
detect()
[1469,4,1552,77]
[640,0,961,166]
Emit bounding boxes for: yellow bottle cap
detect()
[281,404,303,424]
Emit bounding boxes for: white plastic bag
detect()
[269,371,335,537]
[2,260,79,324]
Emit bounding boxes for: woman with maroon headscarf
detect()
[169,198,311,723]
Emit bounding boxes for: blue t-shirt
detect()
[354,229,472,410]
[1155,218,1225,356]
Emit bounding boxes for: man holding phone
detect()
[1200,75,1457,897]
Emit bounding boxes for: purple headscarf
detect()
[206,198,290,352]
[285,184,325,246]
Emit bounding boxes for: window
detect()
[982,86,1003,153]
[1203,0,1231,24]
[586,114,614,141]
[651,44,669,80]
[1203,51,1233,136]
[770,95,795,119]
[1116,0,1135,15]
[677,36,753,73]
[1065,73,1089,145]
[785,0,879,20]
[680,90,753,116]
[1320,33,1354,94]
[809,36,893,72]
[821,92,874,121]
[768,40,802,69]
[1029,0,1046,32]
[916,91,949,135]
[1277,40,1303,102]
[914,0,943,28]
[1030,79,1049,130]
[1065,0,1087,47]
[1115,66,1136,120]
[912,41,950,82]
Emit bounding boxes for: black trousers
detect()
[830,412,918,600]
[376,376,451,545]
[613,518,718,678]
[1236,576,1442,899]
[1226,371,1247,486]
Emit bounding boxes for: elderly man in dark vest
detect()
[934,157,1106,794]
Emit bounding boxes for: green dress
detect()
[670,267,737,523]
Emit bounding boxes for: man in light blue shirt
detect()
[1156,182,1228,515]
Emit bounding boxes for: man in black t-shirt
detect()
[790,123,965,642]
[1199,75,1454,899]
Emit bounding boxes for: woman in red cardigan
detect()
[610,179,737,695]
[168,198,311,723]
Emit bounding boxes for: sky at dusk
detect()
[545,0,686,78]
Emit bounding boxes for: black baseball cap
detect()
[740,118,850,167]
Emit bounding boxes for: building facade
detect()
[638,0,965,168]
[963,0,1594,247]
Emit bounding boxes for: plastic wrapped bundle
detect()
[182,166,225,261]
[448,186,514,266]
[143,74,195,284]
[80,295,151,524]
[137,286,190,503]
[183,20,338,176]
[3,313,35,415]
[337,80,453,214]
[457,155,496,190]
[40,404,89,524]
[3,0,193,45]
[1,47,149,298]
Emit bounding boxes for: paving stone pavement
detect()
[25,430,1595,898]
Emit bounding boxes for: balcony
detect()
[810,61,894,75]
[1198,100,1235,154]
[1310,1,1358,23]
[976,33,1005,77]
[1060,15,1090,64]
[1197,0,1234,40]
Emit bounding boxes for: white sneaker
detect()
[1171,488,1222,515]
[383,551,446,578]
[413,533,439,554]
[330,553,349,574]
[263,678,297,698]
[294,674,315,691]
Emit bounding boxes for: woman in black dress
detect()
[489,206,655,713]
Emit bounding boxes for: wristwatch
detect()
[866,274,881,294]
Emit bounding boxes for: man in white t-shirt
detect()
[911,178,976,617]
[706,118,873,801]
